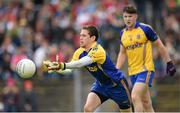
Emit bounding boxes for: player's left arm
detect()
[143,24,176,76]
[153,38,171,63]
[153,37,176,76]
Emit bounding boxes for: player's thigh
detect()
[85,92,102,110]
[131,71,154,97]
[132,82,148,98]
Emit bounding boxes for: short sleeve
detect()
[140,23,158,42]
[88,45,106,64]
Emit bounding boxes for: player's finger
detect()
[48,65,59,70]
[56,54,59,62]
[43,60,51,67]
[48,67,55,71]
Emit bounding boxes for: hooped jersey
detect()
[72,42,125,87]
[120,22,158,76]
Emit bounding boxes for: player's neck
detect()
[85,42,96,52]
[85,44,93,52]
[127,23,136,30]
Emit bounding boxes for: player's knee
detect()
[131,93,141,103]
[84,104,94,112]
[142,99,152,109]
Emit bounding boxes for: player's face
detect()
[80,29,93,48]
[123,12,137,28]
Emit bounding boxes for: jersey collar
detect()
[81,42,97,52]
[87,42,97,52]
[134,22,139,28]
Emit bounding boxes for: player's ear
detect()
[135,14,138,20]
[91,36,96,41]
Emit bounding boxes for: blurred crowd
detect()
[0,0,179,112]
[0,78,37,112]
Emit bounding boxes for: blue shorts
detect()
[130,71,154,87]
[91,78,131,109]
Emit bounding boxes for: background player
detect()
[44,25,132,112]
[116,5,176,112]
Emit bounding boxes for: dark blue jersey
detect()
[72,42,125,87]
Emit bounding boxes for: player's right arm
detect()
[55,56,93,74]
[46,55,94,72]
[116,45,126,69]
[46,45,106,71]
[43,48,94,72]
[65,56,93,69]
[63,48,94,69]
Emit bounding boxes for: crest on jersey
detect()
[136,34,141,39]
[92,47,98,51]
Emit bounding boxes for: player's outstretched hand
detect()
[48,62,66,71]
[166,61,176,76]
[43,60,55,73]
[43,60,52,67]
[48,55,66,71]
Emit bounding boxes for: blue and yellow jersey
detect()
[120,22,158,76]
[72,42,125,87]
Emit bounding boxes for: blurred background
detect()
[0,0,179,112]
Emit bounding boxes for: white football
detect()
[16,59,36,78]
